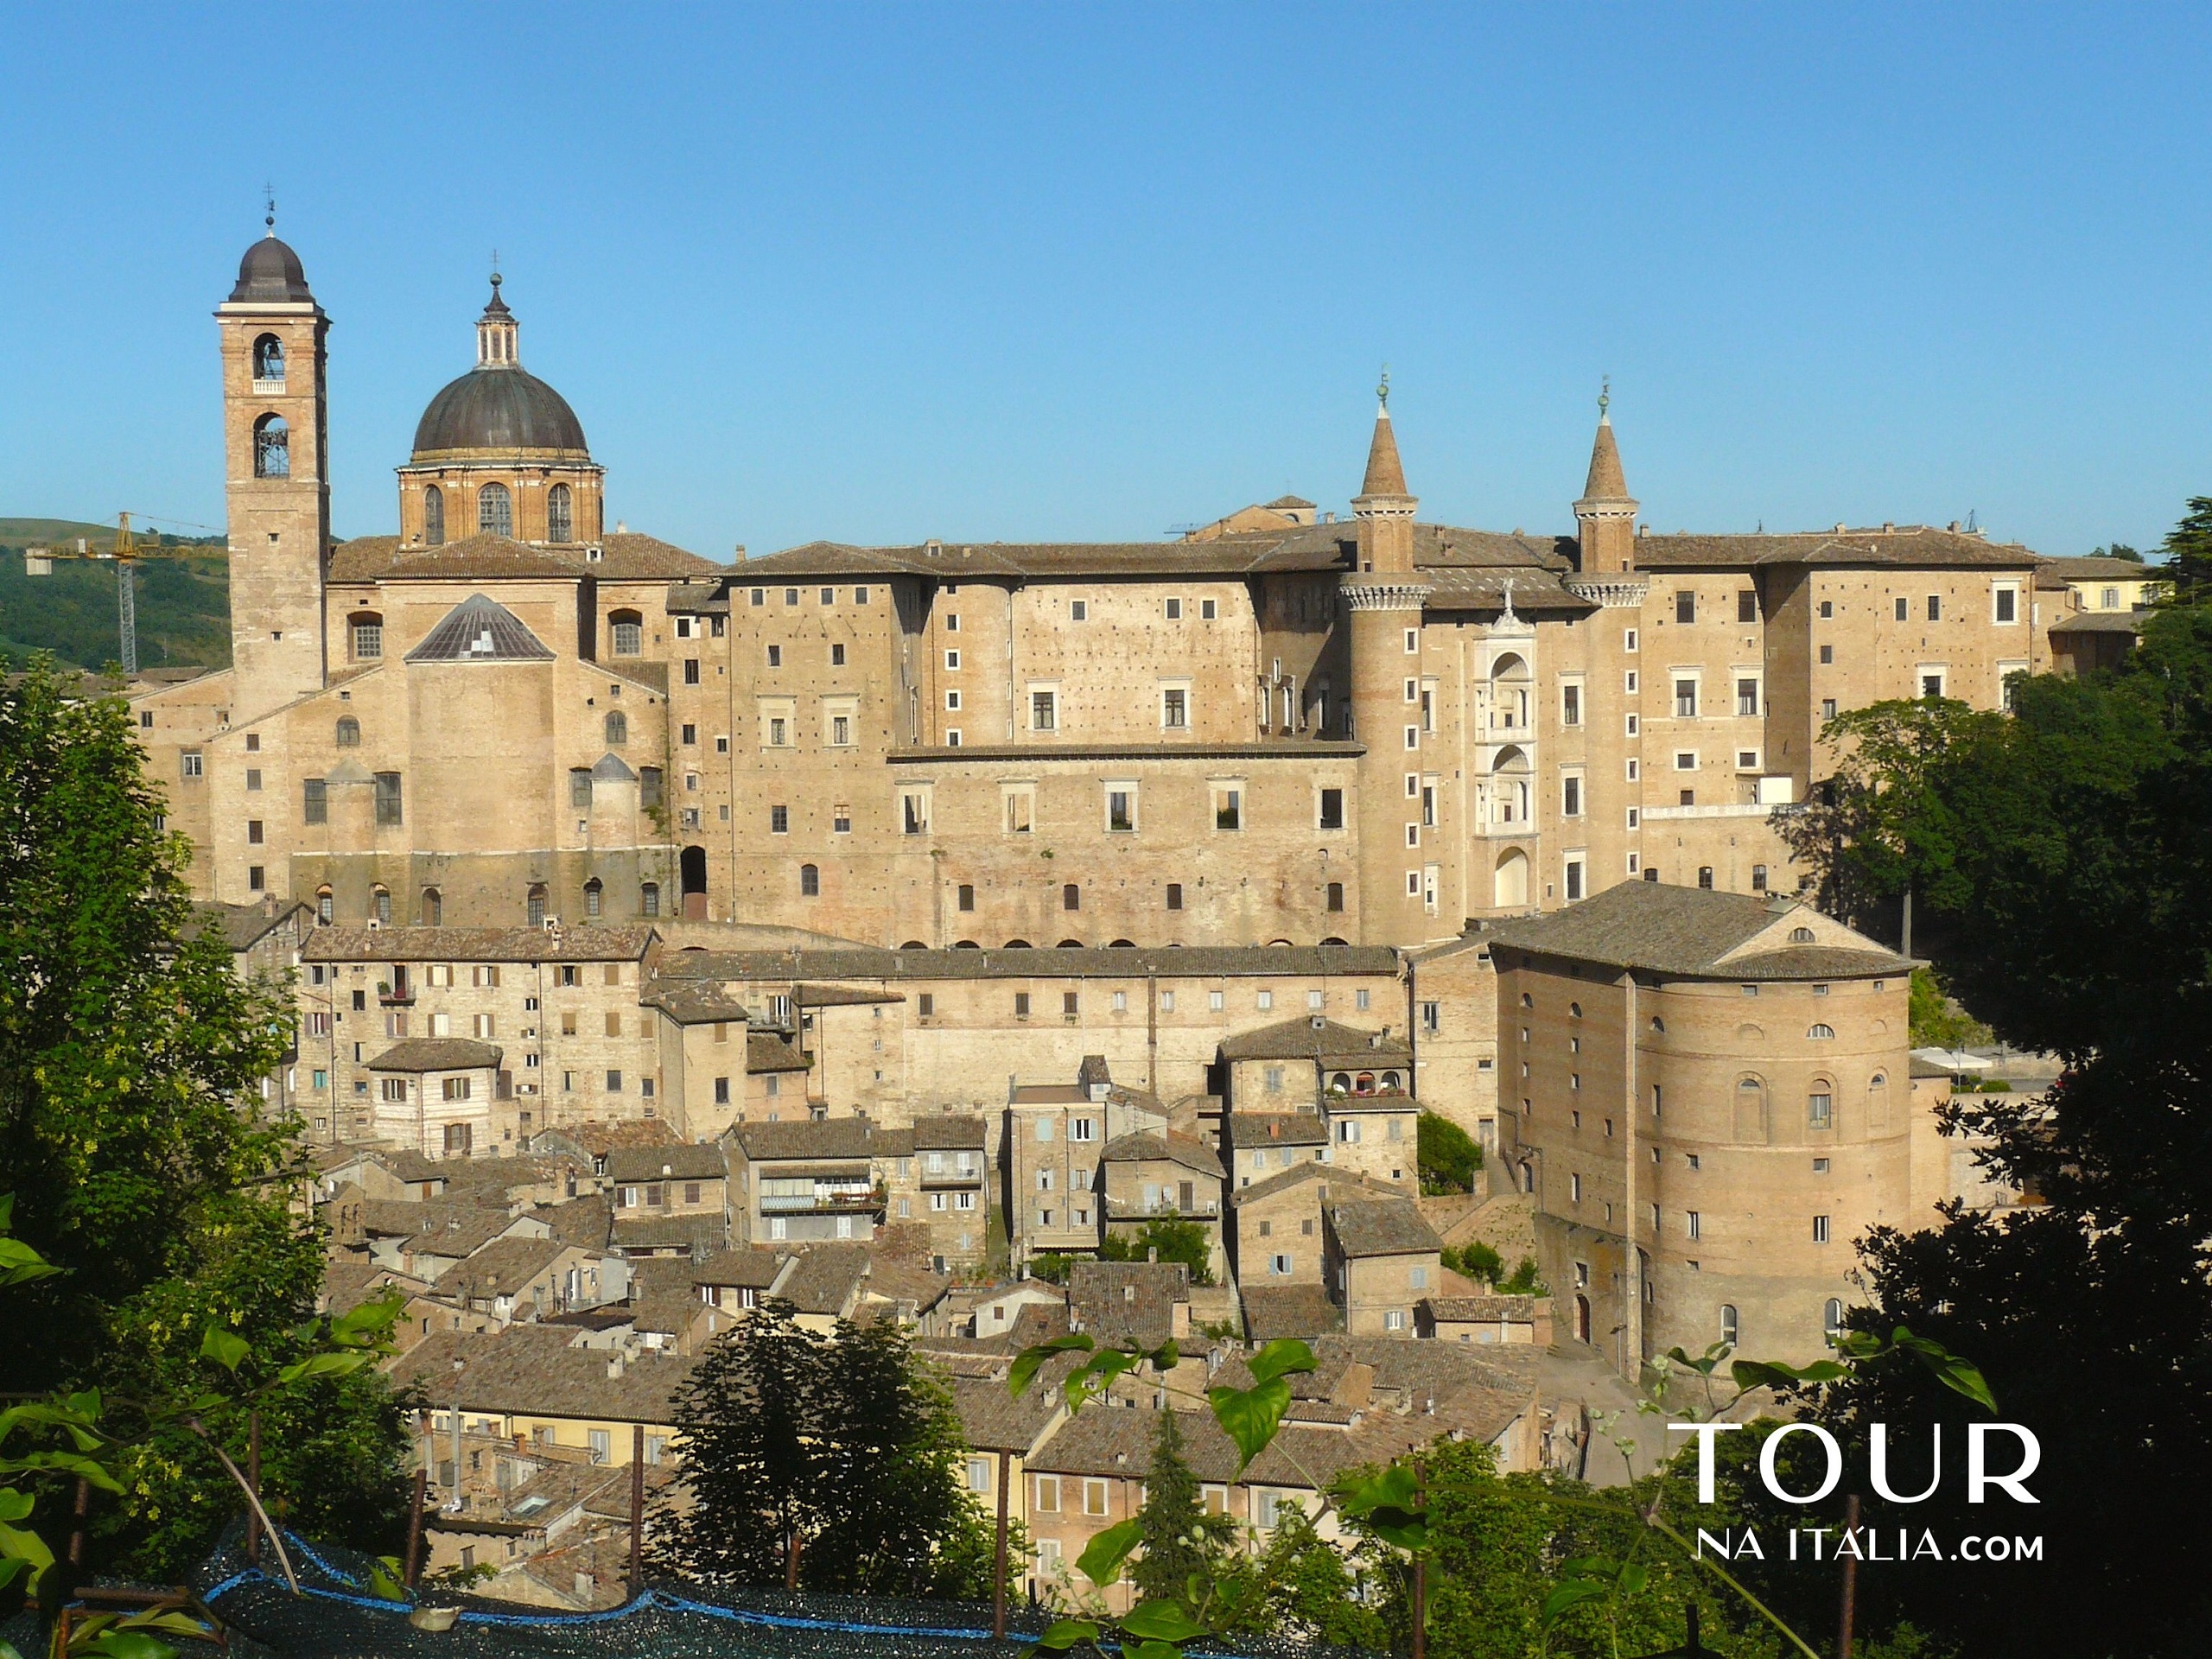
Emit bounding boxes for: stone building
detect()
[1488,880,1923,1375]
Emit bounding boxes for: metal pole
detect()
[629,1424,645,1594]
[404,1467,428,1589]
[1900,889,1913,961]
[992,1448,1010,1639]
[246,1411,263,1564]
[67,1478,90,1569]
[1837,1492,1861,1659]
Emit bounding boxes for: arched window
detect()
[1808,1023,1835,1040]
[1001,939,1032,950]
[1520,993,1534,1008]
[1698,867,1714,889]
[423,485,445,545]
[1494,848,1529,907]
[478,481,513,537]
[335,715,361,747]
[1356,1072,1376,1095]
[799,864,820,897]
[583,878,602,918]
[547,483,573,543]
[349,613,383,662]
[252,334,285,384]
[419,888,442,926]
[639,881,660,918]
[526,883,548,928]
[609,609,643,656]
[1569,1002,1583,1019]
[315,886,334,926]
[1330,1073,1352,1093]
[1380,1071,1402,1090]
[253,414,289,478]
[1063,883,1080,911]
[1808,1083,1834,1128]
[1823,1299,1845,1346]
[372,886,391,925]
[1650,1015,1665,1033]
[604,711,628,747]
[1056,938,1084,949]
[680,847,708,918]
[1734,1075,1768,1140]
[1518,1161,1534,1194]
[1719,1304,1739,1347]
[1789,925,1816,944]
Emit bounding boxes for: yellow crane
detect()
[23,513,207,674]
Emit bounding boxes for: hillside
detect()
[0,524,232,671]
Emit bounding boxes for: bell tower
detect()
[217,203,330,719]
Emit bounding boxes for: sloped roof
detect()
[442,1236,570,1303]
[186,899,308,952]
[1101,1130,1222,1179]
[1327,1198,1442,1258]
[1070,1261,1188,1349]
[773,1243,874,1315]
[655,943,1398,984]
[912,1114,988,1150]
[1486,880,1908,979]
[390,1326,691,1422]
[1630,526,2036,570]
[1359,407,1409,497]
[330,531,721,584]
[403,594,556,663]
[747,1031,811,1073]
[1240,1283,1344,1342]
[729,1118,906,1162]
[1219,1017,1414,1065]
[691,1248,789,1288]
[368,1038,503,1072]
[604,1145,728,1183]
[303,925,656,964]
[1230,1112,1329,1147]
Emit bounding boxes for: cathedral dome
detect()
[410,276,590,461]
[411,365,589,461]
[229,233,314,302]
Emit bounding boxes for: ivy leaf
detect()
[1011,1334,1093,1398]
[200,1327,251,1372]
[1147,1339,1179,1372]
[77,1630,178,1659]
[1208,1376,1291,1472]
[0,1489,32,1523]
[114,1612,214,1640]
[1247,1338,1317,1387]
[1031,1618,1099,1652]
[1120,1599,1206,1643]
[1076,1518,1141,1586]
[7,1452,124,1493]
[1129,1643,1183,1659]
[1891,1328,1999,1413]
[1618,1562,1649,1596]
[367,1556,410,1602]
[1730,1357,1846,1392]
[0,1239,60,1289]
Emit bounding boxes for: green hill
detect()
[0,524,232,672]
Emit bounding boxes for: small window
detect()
[1738,590,1757,623]
[1318,787,1344,830]
[1808,1089,1834,1127]
[604,710,627,746]
[1014,992,1032,1018]
[1166,597,1183,620]
[1751,863,1768,892]
[1031,690,1056,731]
[1995,585,2018,623]
[1071,600,1088,621]
[477,480,513,537]
[1326,880,1344,912]
[1675,590,1695,625]
[302,778,327,824]
[1214,786,1241,831]
[1719,1304,1738,1345]
[1561,683,1581,727]
[1161,687,1188,729]
[570,768,594,810]
[582,878,602,918]
[800,863,820,897]
[350,615,384,661]
[1063,883,1080,912]
[1927,594,1942,621]
[1813,1215,1832,1243]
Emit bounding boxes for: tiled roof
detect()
[1230,1163,1399,1209]
[403,594,556,663]
[638,979,750,1025]
[2033,555,2165,581]
[946,1375,1065,1454]
[186,899,308,952]
[442,1236,569,1303]
[1070,1262,1188,1349]
[389,1326,691,1423]
[773,1243,874,1315]
[1421,1294,1546,1322]
[539,1197,612,1249]
[329,531,721,584]
[610,1214,724,1253]
[2050,610,2144,635]
[1359,408,1409,497]
[912,1114,988,1150]
[1229,1113,1328,1147]
[655,942,1400,983]
[1628,526,2037,570]
[1326,1198,1442,1258]
[729,1118,907,1162]
[367,1038,503,1072]
[605,1145,728,1183]
[1102,1130,1222,1179]
[303,925,656,963]
[690,1248,789,1288]
[747,1032,811,1073]
[1219,1017,1414,1065]
[1486,880,1908,979]
[361,1204,531,1259]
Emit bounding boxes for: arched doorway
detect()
[1494,848,1530,908]
[1574,1294,1592,1344]
[680,845,709,920]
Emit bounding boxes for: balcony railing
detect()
[760,1190,881,1214]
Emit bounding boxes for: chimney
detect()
[607,1351,626,1379]
[574,1572,594,1601]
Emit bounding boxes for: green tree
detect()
[1904,967,1990,1050]
[1440,1241,1503,1285]
[1129,1409,1229,1611]
[0,658,409,1578]
[1416,1111,1482,1194]
[1099,1217,1213,1285]
[1779,602,2212,1653]
[2159,496,2212,594]
[656,1300,994,1596]
[2089,542,2145,563]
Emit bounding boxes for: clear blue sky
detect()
[3,5,2207,559]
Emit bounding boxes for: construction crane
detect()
[23,513,206,674]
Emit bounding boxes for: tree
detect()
[0,659,410,1578]
[1130,1409,1230,1611]
[1415,1111,1482,1194]
[1905,966,1990,1050]
[1098,1217,1213,1286]
[2160,496,2212,594]
[1211,1498,1384,1649]
[1778,602,2212,1653]
[2089,542,2145,563]
[656,1300,994,1596]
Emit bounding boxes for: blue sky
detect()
[3,5,2208,558]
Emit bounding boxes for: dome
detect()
[411,366,589,461]
[229,234,314,302]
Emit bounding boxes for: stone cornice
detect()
[1340,582,1433,613]
[1565,577,1650,608]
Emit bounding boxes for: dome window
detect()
[253,414,289,479]
[251,334,285,387]
[478,482,513,537]
[548,483,574,543]
[423,485,445,546]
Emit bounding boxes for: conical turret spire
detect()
[1360,371,1410,498]
[1581,378,1629,500]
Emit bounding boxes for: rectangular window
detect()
[569,767,594,810]
[1214,786,1242,831]
[1736,677,1759,717]
[1813,1214,1832,1243]
[1820,643,1834,664]
[1062,991,1079,1016]
[1561,683,1581,726]
[1565,856,1585,902]
[1687,1210,1701,1239]
[945,690,961,710]
[830,714,851,746]
[768,717,789,746]
[917,993,935,1017]
[1070,600,1087,621]
[1562,773,1581,817]
[1201,598,1217,620]
[373,772,403,826]
[832,803,852,833]
[1675,590,1695,625]
[681,722,696,745]
[1738,590,1757,623]
[683,658,701,684]
[1318,787,1344,830]
[1675,751,1696,771]
[1995,585,2018,623]
[1326,880,1344,912]
[1031,690,1056,731]
[1927,594,1942,621]
[944,613,959,633]
[1808,1091,1834,1128]
[771,804,789,834]
[1003,788,1033,835]
[1014,992,1032,1018]
[245,767,262,792]
[1166,882,1183,910]
[1161,687,1188,729]
[945,650,961,671]
[1166,598,1183,620]
[1106,786,1135,832]
[1674,677,1698,718]
[302,778,327,824]
[605,1070,622,1092]
[247,865,264,892]
[1822,697,1839,720]
[901,790,930,835]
